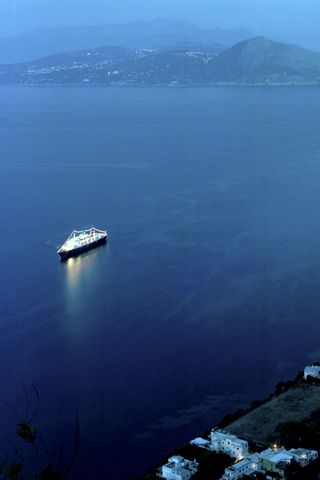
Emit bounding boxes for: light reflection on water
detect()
[64,252,95,288]
[61,246,107,335]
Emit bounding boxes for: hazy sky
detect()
[1,0,320,49]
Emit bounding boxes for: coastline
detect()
[0,81,320,88]
[136,371,320,479]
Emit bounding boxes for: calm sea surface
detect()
[1,86,320,478]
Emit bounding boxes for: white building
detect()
[210,430,249,459]
[161,455,199,480]
[190,437,211,449]
[221,453,261,480]
[304,365,320,380]
[260,447,292,470]
[260,446,318,474]
[288,448,318,467]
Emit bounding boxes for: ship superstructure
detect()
[57,227,107,259]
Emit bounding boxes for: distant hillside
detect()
[0,19,252,64]
[1,37,320,86]
[214,36,320,83]
[0,45,219,85]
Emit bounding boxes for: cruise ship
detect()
[57,227,107,260]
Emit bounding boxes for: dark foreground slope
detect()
[137,376,320,480]
[227,383,320,446]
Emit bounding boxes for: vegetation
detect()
[284,458,320,480]
[0,385,79,480]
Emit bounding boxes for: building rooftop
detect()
[190,437,210,447]
[261,448,292,465]
[227,458,252,471]
[289,447,318,458]
[162,455,199,476]
[304,365,320,376]
[211,429,248,445]
[169,455,184,463]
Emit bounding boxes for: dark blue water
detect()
[1,86,320,479]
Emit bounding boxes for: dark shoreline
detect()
[136,370,320,479]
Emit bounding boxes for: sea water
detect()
[1,86,320,478]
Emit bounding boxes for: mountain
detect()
[1,37,320,86]
[0,19,251,64]
[213,36,320,83]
